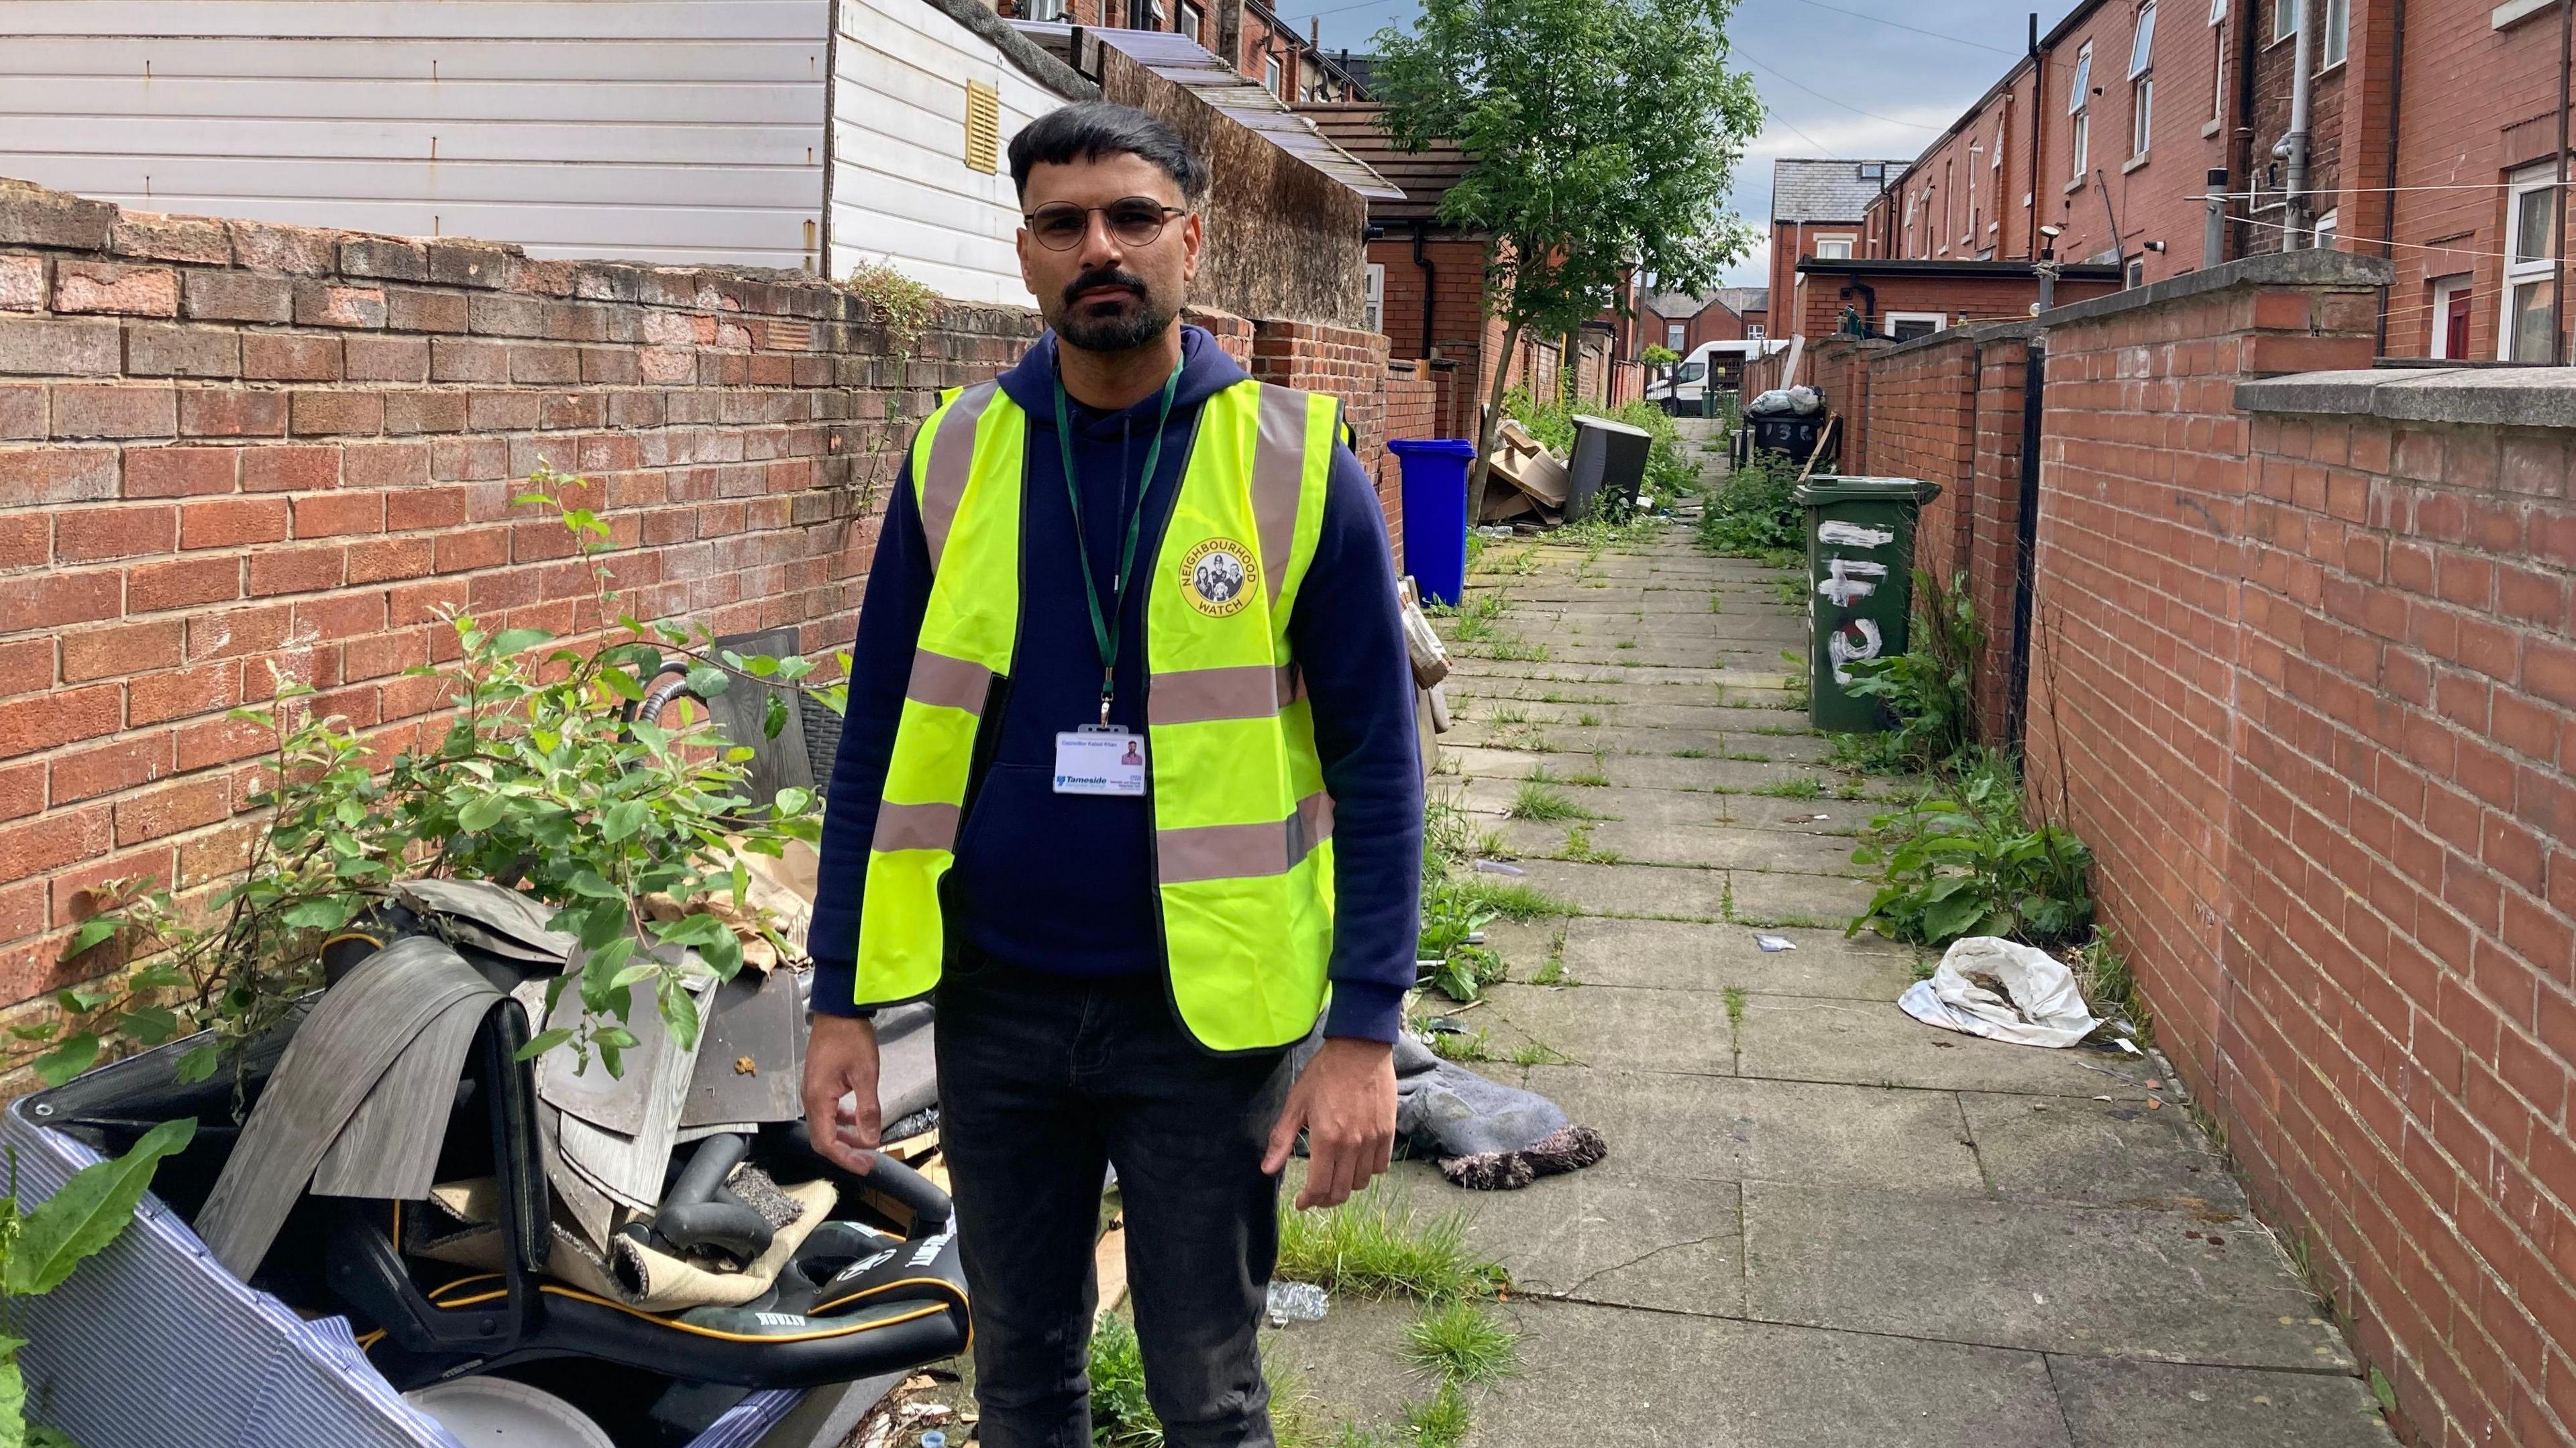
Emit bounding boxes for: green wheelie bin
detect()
[1794,476,1942,733]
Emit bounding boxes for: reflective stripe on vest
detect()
[854,376,1341,1053]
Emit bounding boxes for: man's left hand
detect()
[1263,1037,1397,1210]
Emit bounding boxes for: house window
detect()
[1027,0,1067,19]
[2503,165,2558,361]
[1885,311,1947,340]
[1363,263,1385,333]
[2125,256,2145,287]
[1814,235,1854,259]
[2069,43,2092,180]
[1943,160,1955,246]
[1179,0,1201,39]
[1144,0,1164,27]
[2312,208,2337,249]
[2321,0,2347,66]
[2429,275,2470,359]
[2129,3,2155,158]
[1264,53,1283,95]
[2209,0,2228,124]
[2271,0,2296,42]
[1666,322,1686,351]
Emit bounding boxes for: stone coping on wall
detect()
[2237,365,2576,429]
[2029,249,2396,331]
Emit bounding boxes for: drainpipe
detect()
[2027,13,2045,262]
[2280,0,2314,248]
[2377,0,2406,355]
[1411,221,1436,361]
[2205,166,2229,269]
[2551,0,2570,362]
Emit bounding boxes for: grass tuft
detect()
[1275,1185,1509,1304]
[1402,1300,1521,1386]
[1403,1384,1474,1448]
[1508,781,1599,822]
[1750,776,1825,799]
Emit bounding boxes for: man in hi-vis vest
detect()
[803,101,1423,1447]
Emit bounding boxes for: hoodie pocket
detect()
[947,761,1161,964]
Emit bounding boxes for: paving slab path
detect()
[1266,515,2394,1447]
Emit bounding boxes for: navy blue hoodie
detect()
[807,326,1422,1043]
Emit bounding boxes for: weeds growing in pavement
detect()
[1840,570,1980,775]
[1672,747,1711,759]
[1482,636,1552,663]
[1849,752,2094,949]
[1403,1301,1521,1385]
[1419,803,1559,1002]
[1509,782,1599,822]
[1274,1186,1509,1302]
[1507,1039,1575,1067]
[1403,1385,1475,1448]
[1487,703,1529,725]
[1426,1026,1494,1063]
[1695,453,1803,559]
[1752,776,1825,799]
[1446,594,1509,643]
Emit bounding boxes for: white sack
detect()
[1896,936,2099,1048]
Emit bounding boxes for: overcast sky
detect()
[1282,0,2089,287]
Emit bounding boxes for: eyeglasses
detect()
[1022,198,1189,252]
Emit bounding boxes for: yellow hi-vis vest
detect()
[853,375,1344,1054]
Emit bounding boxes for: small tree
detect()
[1373,0,1761,500]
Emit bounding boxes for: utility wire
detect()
[1789,0,2021,55]
[1734,48,1944,131]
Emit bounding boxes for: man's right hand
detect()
[802,1012,883,1175]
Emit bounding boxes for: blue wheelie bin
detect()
[1388,438,1477,607]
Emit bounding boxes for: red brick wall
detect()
[1964,337,2034,732]
[2016,258,2576,1448]
[0,180,1040,1011]
[0,182,1411,1029]
[1784,270,2120,346]
[1369,235,1490,438]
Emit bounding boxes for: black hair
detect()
[1007,101,1210,206]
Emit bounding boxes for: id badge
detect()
[1053,725,1146,797]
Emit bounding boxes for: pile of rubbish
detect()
[12,858,966,1448]
[1745,385,1823,419]
[1476,419,1570,525]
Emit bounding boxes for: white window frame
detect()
[2129,3,2156,159]
[2321,0,2348,66]
[1813,234,1855,259]
[1028,0,1068,20]
[2428,275,2470,359]
[1363,263,1385,333]
[2069,43,2093,180]
[1264,53,1283,96]
[2272,0,2297,42]
[2502,164,2559,360]
[1885,311,1947,339]
[1179,0,1202,40]
[1665,322,1686,351]
[2210,0,2229,125]
[2312,208,2338,249]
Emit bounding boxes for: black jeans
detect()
[933,949,1295,1448]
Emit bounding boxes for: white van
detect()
[1645,339,1788,412]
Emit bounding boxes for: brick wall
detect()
[1244,315,1403,559]
[0,179,1410,1026]
[2017,252,2576,1448]
[1827,249,2576,1443]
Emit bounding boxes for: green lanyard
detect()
[1055,361,1183,726]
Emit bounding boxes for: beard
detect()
[1049,267,1180,353]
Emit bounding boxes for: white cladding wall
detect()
[0,1,830,270]
[826,0,1063,307]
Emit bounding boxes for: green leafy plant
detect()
[1507,782,1595,822]
[54,469,839,1091]
[0,1117,196,1447]
[839,258,943,500]
[1088,1313,1163,1447]
[1841,570,1980,775]
[1696,453,1803,559]
[1849,755,2094,949]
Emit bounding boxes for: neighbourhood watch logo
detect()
[1179,537,1256,617]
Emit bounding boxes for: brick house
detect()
[1642,286,1768,354]
[1866,0,2576,362]
[1767,157,1911,344]
[996,0,1364,102]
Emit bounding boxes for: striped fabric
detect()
[1,1101,813,1448]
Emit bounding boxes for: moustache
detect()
[1065,270,1147,307]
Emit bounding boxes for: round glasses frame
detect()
[1021,199,1190,252]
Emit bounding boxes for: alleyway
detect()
[1272,502,2395,1445]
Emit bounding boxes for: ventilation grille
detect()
[965,82,1001,174]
